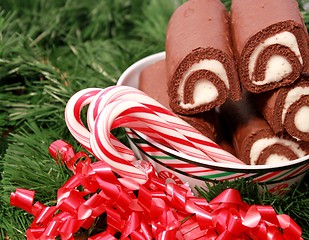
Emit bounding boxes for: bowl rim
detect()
[118,51,166,86]
[117,51,309,171]
[130,129,309,172]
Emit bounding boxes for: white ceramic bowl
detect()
[117,51,309,195]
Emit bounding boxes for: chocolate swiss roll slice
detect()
[220,92,309,165]
[165,0,241,115]
[139,59,218,142]
[230,0,309,93]
[254,75,309,142]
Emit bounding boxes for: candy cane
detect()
[89,99,218,184]
[65,88,101,152]
[86,86,243,164]
[85,86,220,162]
[65,85,245,189]
[93,100,214,159]
[65,87,136,162]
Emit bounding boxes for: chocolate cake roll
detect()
[254,75,309,142]
[139,59,218,141]
[220,92,309,165]
[230,0,309,93]
[165,0,241,115]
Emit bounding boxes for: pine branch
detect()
[132,0,185,53]
[196,176,309,239]
[1,122,72,199]
[0,0,139,45]
[0,0,309,239]
[0,207,32,240]
[0,122,75,239]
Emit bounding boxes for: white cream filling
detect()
[253,55,292,85]
[249,31,303,84]
[265,154,290,165]
[192,79,219,105]
[249,137,306,165]
[178,59,229,109]
[282,86,309,123]
[294,106,309,133]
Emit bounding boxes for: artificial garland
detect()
[0,0,309,239]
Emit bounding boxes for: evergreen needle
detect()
[0,0,308,239]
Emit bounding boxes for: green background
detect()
[0,0,308,239]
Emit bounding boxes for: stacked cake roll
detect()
[231,0,309,93]
[139,59,218,141]
[254,76,309,142]
[220,91,309,165]
[138,0,309,165]
[165,0,241,115]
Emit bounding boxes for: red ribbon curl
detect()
[10,140,303,240]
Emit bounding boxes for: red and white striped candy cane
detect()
[65,88,101,152]
[86,86,243,164]
[86,86,216,162]
[65,87,136,162]
[65,86,245,189]
[91,99,214,160]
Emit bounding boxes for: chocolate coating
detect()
[139,60,170,108]
[254,76,309,141]
[165,0,240,114]
[230,0,309,93]
[139,59,218,141]
[220,91,309,164]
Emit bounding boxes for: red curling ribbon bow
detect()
[10,140,304,240]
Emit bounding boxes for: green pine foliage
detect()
[196,177,309,240]
[0,0,308,239]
